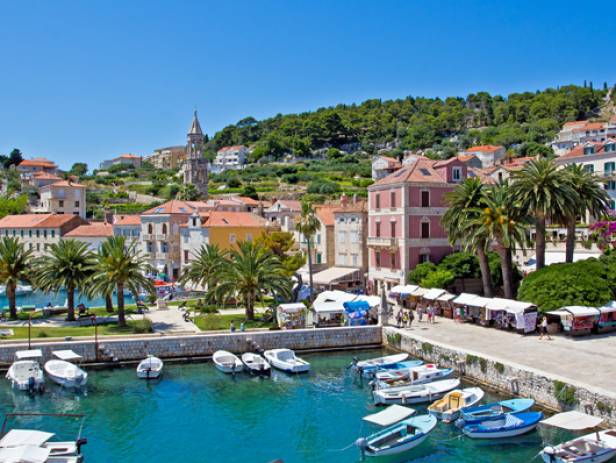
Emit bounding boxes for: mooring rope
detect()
[325,440,359,452]
[430,434,464,443]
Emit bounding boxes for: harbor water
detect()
[0,349,570,462]
[0,290,135,310]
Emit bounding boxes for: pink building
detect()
[367,157,467,292]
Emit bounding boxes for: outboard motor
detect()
[76,438,88,453]
[542,446,556,463]
[27,376,36,395]
[355,437,368,461]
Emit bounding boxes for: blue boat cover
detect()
[344,300,370,312]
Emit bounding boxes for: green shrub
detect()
[553,380,577,406]
[438,252,481,279]
[421,342,433,355]
[132,318,153,334]
[479,357,488,373]
[597,401,612,415]
[37,331,49,338]
[420,269,455,289]
[494,362,505,374]
[465,354,478,366]
[407,262,437,284]
[387,333,402,346]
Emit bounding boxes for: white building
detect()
[212,145,249,173]
[552,118,616,156]
[555,140,616,210]
[372,156,401,180]
[112,215,141,243]
[99,153,142,170]
[463,145,506,167]
[33,180,87,219]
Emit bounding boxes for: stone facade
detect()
[383,327,616,426]
[0,326,382,365]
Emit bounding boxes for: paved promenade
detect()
[393,316,616,394]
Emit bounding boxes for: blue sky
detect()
[1,0,615,170]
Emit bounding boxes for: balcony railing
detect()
[142,234,168,241]
[367,236,398,248]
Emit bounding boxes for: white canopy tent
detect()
[599,301,616,314]
[422,288,446,301]
[312,290,380,316]
[52,350,82,362]
[561,306,601,317]
[363,405,416,427]
[541,411,604,430]
[276,303,305,313]
[311,267,360,287]
[452,293,480,306]
[436,292,456,302]
[466,296,491,308]
[15,350,42,360]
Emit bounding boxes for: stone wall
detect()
[383,327,616,426]
[0,326,382,365]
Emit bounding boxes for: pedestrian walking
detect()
[402,311,409,328]
[408,309,415,328]
[240,322,245,332]
[417,305,424,322]
[428,305,435,324]
[539,316,551,340]
[396,310,403,328]
[230,321,236,333]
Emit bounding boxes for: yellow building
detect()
[180,211,272,268]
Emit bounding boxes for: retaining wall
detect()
[0,326,382,365]
[383,326,616,426]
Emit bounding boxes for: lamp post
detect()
[28,313,32,350]
[91,315,98,361]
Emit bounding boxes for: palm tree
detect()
[443,177,493,297]
[90,236,154,327]
[210,241,292,320]
[0,237,33,319]
[562,164,610,263]
[510,159,577,271]
[471,182,529,299]
[178,243,226,291]
[295,202,320,301]
[33,239,95,321]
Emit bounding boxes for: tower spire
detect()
[189,110,203,136]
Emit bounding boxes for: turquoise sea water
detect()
[0,350,571,462]
[0,290,135,310]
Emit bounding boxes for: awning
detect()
[486,298,536,314]
[0,446,51,463]
[0,430,54,447]
[400,285,419,296]
[541,411,603,430]
[15,350,42,360]
[363,405,416,427]
[599,301,616,314]
[467,296,491,308]
[437,292,456,302]
[452,293,479,306]
[422,288,446,301]
[561,306,601,317]
[312,267,360,286]
[389,285,406,295]
[277,303,305,313]
[313,301,345,314]
[410,287,428,297]
[52,350,83,361]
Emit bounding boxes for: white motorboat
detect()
[373,378,460,405]
[44,350,87,388]
[263,349,310,373]
[375,364,454,387]
[241,352,271,376]
[428,387,485,423]
[542,429,616,463]
[354,353,409,376]
[212,350,243,374]
[136,355,163,379]
[6,350,45,393]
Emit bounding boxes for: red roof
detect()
[235,196,260,206]
[466,145,504,153]
[377,156,402,168]
[142,200,209,215]
[43,180,86,189]
[563,120,588,129]
[217,145,246,153]
[32,172,62,180]
[560,141,616,159]
[64,222,113,238]
[184,211,267,228]
[314,204,338,226]
[118,153,141,159]
[0,214,82,229]
[573,122,605,132]
[113,215,141,226]
[19,158,57,168]
[372,159,451,186]
[271,200,302,212]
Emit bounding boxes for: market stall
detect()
[276,303,306,329]
[421,288,446,315]
[451,293,480,322]
[436,292,456,319]
[598,301,616,333]
[485,298,538,333]
[547,306,600,336]
[343,300,372,326]
[310,290,380,327]
[465,296,491,325]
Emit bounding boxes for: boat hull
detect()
[366,432,428,457]
[374,389,449,406]
[44,361,87,388]
[137,357,163,379]
[213,351,243,374]
[263,350,310,373]
[541,449,616,463]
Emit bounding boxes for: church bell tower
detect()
[182,110,208,198]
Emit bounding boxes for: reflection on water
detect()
[0,289,135,309]
[0,349,574,463]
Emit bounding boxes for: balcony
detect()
[367,236,398,248]
[142,234,168,241]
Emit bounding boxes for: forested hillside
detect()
[207,84,612,160]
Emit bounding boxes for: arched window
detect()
[148,224,153,234]
[162,224,167,235]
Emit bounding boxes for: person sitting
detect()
[77,303,87,316]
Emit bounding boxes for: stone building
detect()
[181,111,209,198]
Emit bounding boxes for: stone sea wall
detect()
[0,326,382,365]
[383,326,616,427]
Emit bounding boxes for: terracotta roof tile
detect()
[559,141,616,159]
[64,222,113,237]
[44,180,86,189]
[217,145,246,153]
[314,204,338,226]
[372,159,449,186]
[113,215,141,226]
[200,211,267,227]
[466,145,504,153]
[32,172,62,180]
[142,199,209,215]
[19,158,57,168]
[0,214,82,229]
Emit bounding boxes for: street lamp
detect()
[91,315,98,361]
[28,313,32,350]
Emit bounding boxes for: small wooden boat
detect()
[375,364,453,387]
[263,349,310,373]
[542,429,616,463]
[461,411,543,439]
[6,350,45,393]
[373,378,460,405]
[370,360,423,380]
[354,353,409,376]
[356,414,437,458]
[428,387,484,423]
[241,352,271,376]
[212,350,243,374]
[44,350,87,388]
[137,355,163,379]
[456,398,535,427]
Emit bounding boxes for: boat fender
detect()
[355,437,367,461]
[454,418,465,429]
[28,377,36,395]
